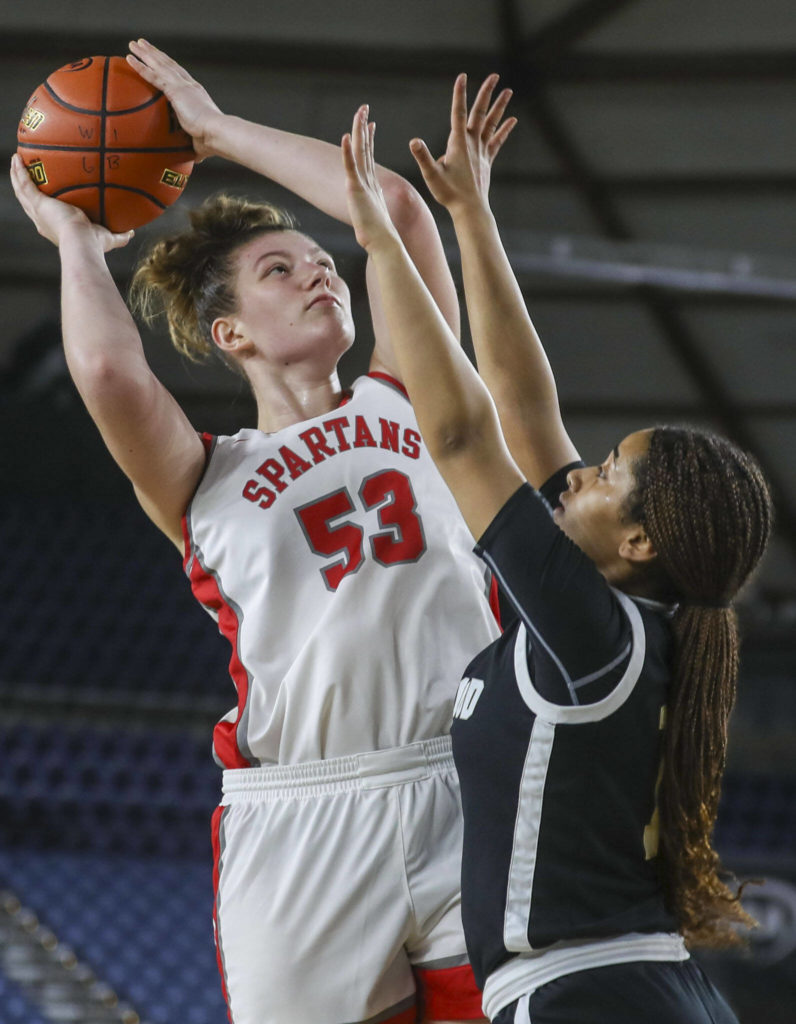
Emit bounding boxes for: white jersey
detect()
[183,373,500,767]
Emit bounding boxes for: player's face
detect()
[553,429,653,583]
[224,230,355,369]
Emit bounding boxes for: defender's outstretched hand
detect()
[127,38,223,161]
[410,73,516,212]
[341,106,399,254]
[10,154,133,251]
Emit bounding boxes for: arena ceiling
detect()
[1,0,795,632]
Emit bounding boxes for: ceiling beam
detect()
[522,0,642,64]
[0,31,493,80]
[3,28,795,84]
[497,0,796,551]
[548,51,796,81]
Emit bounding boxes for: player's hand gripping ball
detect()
[17,56,195,232]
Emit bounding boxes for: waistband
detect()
[482,931,689,1019]
[222,734,454,802]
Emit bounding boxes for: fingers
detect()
[450,72,468,136]
[107,229,135,252]
[466,73,499,133]
[10,154,39,216]
[409,137,439,184]
[488,115,518,159]
[128,38,178,71]
[127,38,190,85]
[466,74,514,146]
[484,87,513,138]
[342,106,375,188]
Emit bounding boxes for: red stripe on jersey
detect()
[416,962,483,1020]
[183,534,252,769]
[368,370,409,399]
[211,806,234,1023]
[488,573,502,630]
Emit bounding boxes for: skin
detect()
[212,229,356,434]
[342,94,658,601]
[12,46,489,1024]
[340,92,659,1024]
[10,39,461,556]
[555,429,657,590]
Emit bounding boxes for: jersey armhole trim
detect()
[366,370,409,400]
[513,590,647,724]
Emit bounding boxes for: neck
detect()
[249,364,345,433]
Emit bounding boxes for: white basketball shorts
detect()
[210,736,483,1023]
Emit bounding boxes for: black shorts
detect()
[492,958,738,1024]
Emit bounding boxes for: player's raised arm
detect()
[126,39,460,379]
[410,74,580,488]
[10,155,206,547]
[342,107,523,541]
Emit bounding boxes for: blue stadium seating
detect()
[0,848,228,1024]
[0,972,50,1024]
[0,497,230,699]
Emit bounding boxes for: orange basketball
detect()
[17,56,195,232]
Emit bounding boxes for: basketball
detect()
[17,56,194,232]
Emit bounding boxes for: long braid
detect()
[627,427,773,947]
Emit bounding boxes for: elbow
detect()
[67,348,150,410]
[379,175,429,236]
[69,349,123,392]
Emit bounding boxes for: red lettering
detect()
[242,479,276,509]
[401,428,421,459]
[256,458,289,493]
[323,416,351,451]
[279,444,312,479]
[299,426,337,464]
[353,415,377,448]
[379,418,400,453]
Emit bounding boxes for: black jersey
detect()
[450,467,678,992]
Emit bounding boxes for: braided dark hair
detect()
[129,193,296,373]
[625,426,773,947]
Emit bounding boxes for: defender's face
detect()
[553,429,652,579]
[226,229,355,368]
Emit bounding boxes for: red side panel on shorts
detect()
[417,963,484,1021]
[211,805,233,1023]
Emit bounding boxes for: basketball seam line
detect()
[43,79,165,117]
[51,183,167,208]
[18,143,193,154]
[99,57,109,224]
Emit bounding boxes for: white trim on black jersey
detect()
[503,718,556,953]
[502,591,647,955]
[483,931,689,1020]
[480,551,644,707]
[513,590,646,725]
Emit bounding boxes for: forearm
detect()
[208,113,459,336]
[59,226,152,408]
[448,200,579,484]
[208,113,392,225]
[452,201,559,417]
[367,231,493,456]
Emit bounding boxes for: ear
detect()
[618,524,657,566]
[211,315,252,356]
